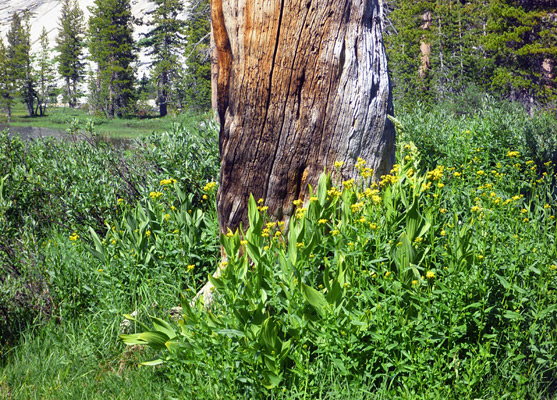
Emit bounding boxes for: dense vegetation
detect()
[384,0,557,107]
[1,98,556,399]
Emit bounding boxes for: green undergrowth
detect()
[1,100,557,399]
[121,127,557,398]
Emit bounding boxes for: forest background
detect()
[0,0,555,124]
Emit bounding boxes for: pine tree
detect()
[36,27,57,116]
[483,0,557,104]
[56,0,85,108]
[88,0,137,118]
[7,11,36,117]
[0,38,15,121]
[141,0,187,117]
[182,0,211,111]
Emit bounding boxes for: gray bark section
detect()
[214,0,395,232]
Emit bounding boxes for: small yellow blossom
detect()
[240,240,248,246]
[293,199,303,207]
[187,264,195,271]
[203,182,217,192]
[310,196,318,202]
[331,229,340,236]
[318,219,328,224]
[334,161,344,169]
[342,179,355,189]
[412,280,418,286]
[117,198,124,205]
[507,150,520,158]
[426,270,435,279]
[145,231,151,237]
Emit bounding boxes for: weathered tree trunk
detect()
[159,71,168,117]
[210,25,218,117]
[213,0,395,234]
[418,11,432,87]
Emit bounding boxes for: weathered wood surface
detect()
[212,0,395,233]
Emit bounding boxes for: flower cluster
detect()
[160,178,177,186]
[203,181,218,193]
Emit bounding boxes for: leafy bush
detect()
[0,120,219,347]
[121,133,557,398]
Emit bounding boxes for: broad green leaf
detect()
[301,283,327,317]
[150,316,176,339]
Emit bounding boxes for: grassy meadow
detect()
[1,98,556,399]
[0,104,206,138]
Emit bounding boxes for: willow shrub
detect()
[119,133,557,398]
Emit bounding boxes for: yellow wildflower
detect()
[342,179,355,189]
[203,182,217,192]
[426,270,435,279]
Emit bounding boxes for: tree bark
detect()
[213,0,395,233]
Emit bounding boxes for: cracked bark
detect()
[213,0,395,233]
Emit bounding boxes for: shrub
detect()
[120,134,557,398]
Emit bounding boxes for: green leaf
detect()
[150,316,176,339]
[301,283,327,318]
[140,358,164,366]
[119,331,169,350]
[317,172,330,206]
[247,194,263,234]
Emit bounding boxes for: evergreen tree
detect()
[0,38,16,121]
[141,0,187,117]
[7,11,36,117]
[385,0,556,106]
[182,0,211,111]
[88,0,137,118]
[56,0,85,108]
[35,27,57,116]
[483,0,557,104]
